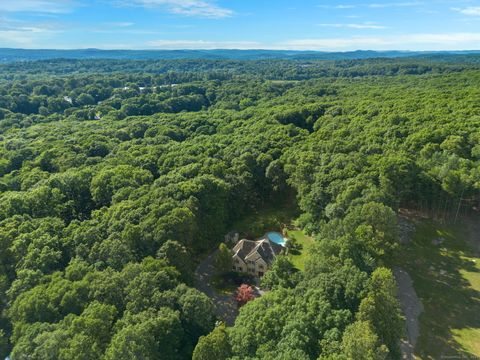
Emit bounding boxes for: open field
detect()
[392,219,480,359]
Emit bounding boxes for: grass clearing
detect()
[286,229,314,271]
[392,219,480,359]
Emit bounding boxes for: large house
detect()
[231,236,285,277]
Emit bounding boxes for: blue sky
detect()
[1,0,480,50]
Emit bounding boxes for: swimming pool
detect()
[267,231,286,247]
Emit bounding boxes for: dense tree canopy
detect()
[0,56,479,358]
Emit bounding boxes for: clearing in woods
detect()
[392,217,480,359]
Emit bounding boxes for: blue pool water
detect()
[267,232,286,246]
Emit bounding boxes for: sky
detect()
[1,0,480,51]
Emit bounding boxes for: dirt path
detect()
[195,251,238,326]
[394,267,423,360]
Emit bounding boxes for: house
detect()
[231,236,285,277]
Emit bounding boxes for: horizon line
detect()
[1,48,480,53]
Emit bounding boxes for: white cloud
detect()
[318,22,387,29]
[318,2,423,10]
[281,37,386,50]
[126,0,233,18]
[280,33,480,51]
[0,0,76,13]
[317,4,356,9]
[0,18,59,46]
[104,22,136,27]
[367,2,423,8]
[147,33,480,51]
[452,7,480,16]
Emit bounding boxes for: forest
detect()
[0,55,479,359]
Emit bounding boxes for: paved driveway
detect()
[195,250,239,326]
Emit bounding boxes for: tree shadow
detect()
[395,218,480,359]
[288,248,302,256]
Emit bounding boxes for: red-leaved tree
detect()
[235,284,255,307]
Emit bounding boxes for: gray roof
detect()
[233,237,284,266]
[255,239,284,265]
[233,239,257,259]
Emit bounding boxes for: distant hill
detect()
[1,48,480,63]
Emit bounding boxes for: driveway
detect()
[195,250,239,326]
[394,267,424,360]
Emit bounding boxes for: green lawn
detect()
[392,220,480,359]
[286,229,314,271]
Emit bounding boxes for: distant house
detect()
[232,236,285,277]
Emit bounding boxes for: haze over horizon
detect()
[0,0,480,51]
